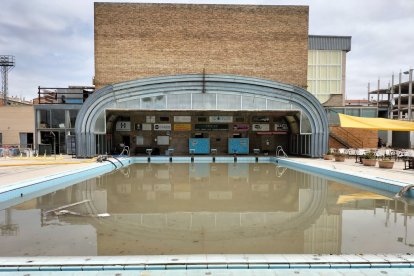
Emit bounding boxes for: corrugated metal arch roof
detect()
[309,35,351,52]
[75,74,329,157]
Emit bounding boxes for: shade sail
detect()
[338,113,414,131]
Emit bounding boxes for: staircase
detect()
[329,127,363,149]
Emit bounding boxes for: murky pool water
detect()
[0,163,413,256]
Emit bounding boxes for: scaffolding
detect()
[0,55,15,106]
[368,69,413,120]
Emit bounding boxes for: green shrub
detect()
[363,151,376,160]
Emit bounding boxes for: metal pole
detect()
[367,82,370,105]
[50,131,56,159]
[398,71,402,119]
[1,67,6,105]
[377,78,380,109]
[390,73,394,119]
[408,68,413,121]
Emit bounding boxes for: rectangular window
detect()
[38,110,51,128]
[69,110,78,128]
[328,66,340,79]
[159,116,170,122]
[51,109,66,128]
[320,66,327,80]
[330,81,340,94]
[318,51,328,64]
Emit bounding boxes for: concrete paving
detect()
[290,156,414,185]
[0,155,98,188]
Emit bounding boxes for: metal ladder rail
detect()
[276,145,288,158]
[120,145,130,156]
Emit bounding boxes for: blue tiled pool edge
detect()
[0,254,413,272]
[275,157,414,198]
[0,158,131,210]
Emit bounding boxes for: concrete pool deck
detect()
[0,155,413,190]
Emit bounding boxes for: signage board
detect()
[157,136,170,145]
[142,123,152,131]
[252,124,270,131]
[233,124,249,131]
[154,124,171,131]
[209,116,233,123]
[174,116,191,123]
[257,131,288,135]
[252,116,270,122]
[195,124,229,131]
[115,121,131,131]
[136,136,144,145]
[174,123,192,131]
[274,121,289,132]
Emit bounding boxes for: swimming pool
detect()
[1,161,413,257]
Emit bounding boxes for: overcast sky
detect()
[0,0,413,101]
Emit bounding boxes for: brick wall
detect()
[329,127,378,149]
[94,3,309,89]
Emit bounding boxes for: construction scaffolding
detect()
[368,69,413,121]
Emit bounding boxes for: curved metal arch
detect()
[75,74,328,157]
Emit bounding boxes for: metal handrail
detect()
[120,146,130,156]
[276,145,288,158]
[331,127,363,149]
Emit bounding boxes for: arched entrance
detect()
[75,74,328,157]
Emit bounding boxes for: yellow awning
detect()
[338,113,414,131]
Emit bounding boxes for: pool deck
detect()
[283,156,414,185]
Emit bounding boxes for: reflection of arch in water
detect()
[72,174,328,240]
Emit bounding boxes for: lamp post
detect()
[50,131,56,160]
[377,78,380,109]
[403,68,413,121]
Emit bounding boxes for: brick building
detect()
[75,3,330,157]
[94,3,309,90]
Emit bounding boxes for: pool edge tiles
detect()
[275,157,414,198]
[0,254,413,272]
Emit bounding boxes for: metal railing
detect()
[276,145,288,158]
[37,87,94,104]
[120,146,130,156]
[330,127,363,149]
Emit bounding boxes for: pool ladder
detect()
[276,145,288,158]
[120,146,130,156]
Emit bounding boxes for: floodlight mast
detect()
[0,55,16,105]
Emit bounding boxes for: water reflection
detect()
[0,163,413,256]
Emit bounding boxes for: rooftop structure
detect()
[307,35,351,106]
